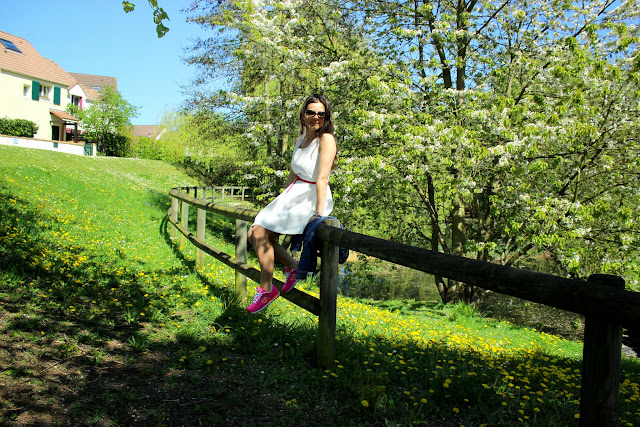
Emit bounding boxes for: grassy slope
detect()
[1,145,638,426]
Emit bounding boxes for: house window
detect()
[71,95,82,108]
[39,84,52,99]
[23,84,30,97]
[92,85,101,92]
[0,38,21,53]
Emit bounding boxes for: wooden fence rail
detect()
[167,186,640,427]
[176,186,247,204]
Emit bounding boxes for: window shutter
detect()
[32,81,40,100]
[53,87,61,105]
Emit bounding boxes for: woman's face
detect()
[303,101,326,132]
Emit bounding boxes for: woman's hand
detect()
[308,213,321,224]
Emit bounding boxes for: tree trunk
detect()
[428,174,447,302]
[447,194,467,303]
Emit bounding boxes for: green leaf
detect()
[156,23,169,38]
[122,1,135,13]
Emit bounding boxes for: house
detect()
[69,72,117,94]
[0,30,79,141]
[0,30,116,144]
[132,125,166,140]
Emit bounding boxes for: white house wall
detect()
[68,84,92,109]
[0,134,93,156]
[0,69,71,140]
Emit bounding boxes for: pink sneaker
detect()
[282,267,299,293]
[247,286,280,313]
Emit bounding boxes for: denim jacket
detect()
[289,216,349,279]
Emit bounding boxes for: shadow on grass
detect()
[0,186,294,425]
[2,184,639,426]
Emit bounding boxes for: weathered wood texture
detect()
[579,275,625,427]
[316,225,639,326]
[317,218,340,370]
[170,188,256,222]
[175,186,247,204]
[235,219,248,302]
[170,198,179,239]
[196,207,206,269]
[179,200,188,248]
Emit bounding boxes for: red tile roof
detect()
[0,31,76,87]
[69,72,118,92]
[1,30,119,109]
[72,81,101,102]
[50,109,80,122]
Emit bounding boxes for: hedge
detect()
[0,117,39,138]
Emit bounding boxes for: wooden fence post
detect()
[180,200,189,248]
[317,218,340,370]
[579,274,625,427]
[196,207,206,270]
[235,219,248,302]
[170,197,179,239]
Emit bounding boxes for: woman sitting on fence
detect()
[246,94,337,313]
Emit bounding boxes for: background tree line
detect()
[118,0,640,303]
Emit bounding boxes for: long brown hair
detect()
[298,94,337,168]
[299,94,334,137]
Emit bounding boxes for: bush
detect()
[83,132,131,157]
[0,117,39,138]
[127,136,174,161]
[102,133,130,157]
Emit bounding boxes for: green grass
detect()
[1,145,639,426]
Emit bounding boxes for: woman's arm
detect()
[314,133,337,215]
[284,168,296,187]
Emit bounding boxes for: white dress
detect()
[253,134,333,235]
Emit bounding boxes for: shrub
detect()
[83,132,131,157]
[102,133,130,157]
[0,117,39,138]
[128,136,171,161]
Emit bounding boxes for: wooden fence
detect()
[181,186,247,204]
[167,186,640,427]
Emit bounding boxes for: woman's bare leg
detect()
[273,240,297,270]
[248,225,297,292]
[248,225,275,291]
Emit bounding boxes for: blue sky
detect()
[1,1,217,125]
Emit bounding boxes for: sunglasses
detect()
[304,109,326,119]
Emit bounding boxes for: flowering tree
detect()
[68,86,139,156]
[333,0,640,301]
[185,0,379,199]
[185,0,640,301]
